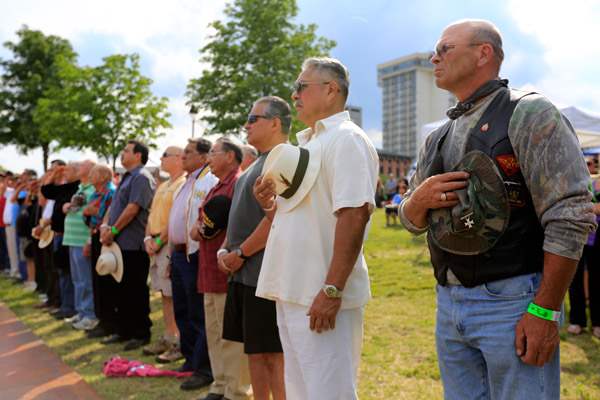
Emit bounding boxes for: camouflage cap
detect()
[428,150,510,255]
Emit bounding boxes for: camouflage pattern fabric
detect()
[429,151,509,255]
[401,86,596,261]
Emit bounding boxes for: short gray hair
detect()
[255,96,292,134]
[302,57,349,101]
[242,144,258,158]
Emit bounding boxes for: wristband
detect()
[155,237,163,247]
[111,226,120,236]
[144,236,153,243]
[527,303,560,322]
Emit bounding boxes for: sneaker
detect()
[156,343,184,363]
[65,314,82,324]
[142,336,170,356]
[72,317,99,331]
[593,326,600,339]
[23,281,37,292]
[567,324,583,335]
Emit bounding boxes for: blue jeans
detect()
[69,246,96,319]
[436,272,560,400]
[171,250,212,378]
[54,236,75,314]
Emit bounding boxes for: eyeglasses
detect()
[293,80,331,94]
[247,114,270,124]
[208,150,226,156]
[434,42,483,58]
[162,152,179,158]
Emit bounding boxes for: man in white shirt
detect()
[2,171,19,278]
[254,57,379,399]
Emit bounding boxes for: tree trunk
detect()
[41,143,49,172]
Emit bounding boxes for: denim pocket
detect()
[482,273,539,299]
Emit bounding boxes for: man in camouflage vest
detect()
[400,19,596,400]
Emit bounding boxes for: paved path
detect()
[0,301,102,400]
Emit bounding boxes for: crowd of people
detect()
[1,17,599,400]
[0,55,378,400]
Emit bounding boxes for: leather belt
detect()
[173,243,187,253]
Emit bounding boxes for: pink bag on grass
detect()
[103,356,193,378]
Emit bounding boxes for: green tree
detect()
[0,26,77,170]
[36,54,171,168]
[187,0,335,136]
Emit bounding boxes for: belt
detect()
[173,243,187,253]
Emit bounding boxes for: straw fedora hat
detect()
[37,225,55,249]
[96,242,124,283]
[261,141,322,213]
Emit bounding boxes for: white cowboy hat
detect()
[261,141,322,213]
[96,242,124,283]
[37,226,55,249]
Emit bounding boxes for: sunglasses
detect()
[434,42,483,58]
[247,114,270,124]
[293,80,331,94]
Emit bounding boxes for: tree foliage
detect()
[187,0,335,136]
[0,26,77,170]
[36,54,171,168]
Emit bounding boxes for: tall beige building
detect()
[377,52,454,159]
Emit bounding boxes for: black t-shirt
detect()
[41,180,80,234]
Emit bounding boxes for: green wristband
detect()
[155,237,163,247]
[527,303,560,322]
[111,226,120,236]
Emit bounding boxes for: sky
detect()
[1,0,600,173]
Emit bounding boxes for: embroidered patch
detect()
[505,181,526,208]
[496,154,520,176]
[480,123,489,132]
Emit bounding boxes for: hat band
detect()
[280,147,309,199]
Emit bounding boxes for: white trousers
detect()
[5,225,19,277]
[276,301,364,400]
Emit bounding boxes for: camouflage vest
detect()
[427,87,545,287]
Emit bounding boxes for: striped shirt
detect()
[63,183,95,247]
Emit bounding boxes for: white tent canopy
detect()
[419,106,600,151]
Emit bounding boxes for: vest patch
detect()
[480,123,489,132]
[495,154,520,176]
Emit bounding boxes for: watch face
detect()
[325,286,340,298]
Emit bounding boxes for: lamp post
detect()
[189,104,199,138]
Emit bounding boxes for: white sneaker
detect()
[72,317,99,331]
[65,314,82,324]
[23,281,37,292]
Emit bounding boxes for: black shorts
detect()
[223,281,283,354]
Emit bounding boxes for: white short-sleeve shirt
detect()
[256,111,379,309]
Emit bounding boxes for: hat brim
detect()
[99,242,124,282]
[263,140,322,213]
[429,150,510,255]
[38,228,54,249]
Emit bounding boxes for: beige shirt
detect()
[256,111,379,309]
[147,175,186,236]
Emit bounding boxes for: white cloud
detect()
[507,0,600,111]
[366,128,382,149]
[0,0,226,172]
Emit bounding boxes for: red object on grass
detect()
[103,356,193,378]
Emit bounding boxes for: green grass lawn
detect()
[1,209,599,399]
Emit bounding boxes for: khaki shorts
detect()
[149,245,172,296]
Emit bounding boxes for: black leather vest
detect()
[427,88,545,287]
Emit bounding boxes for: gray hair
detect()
[301,57,349,101]
[255,96,292,134]
[242,144,258,158]
[471,25,504,68]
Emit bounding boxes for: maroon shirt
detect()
[197,167,241,293]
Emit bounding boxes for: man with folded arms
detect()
[254,59,379,399]
[142,146,186,362]
[100,140,156,351]
[194,137,251,400]
[220,96,290,400]
[168,137,217,391]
